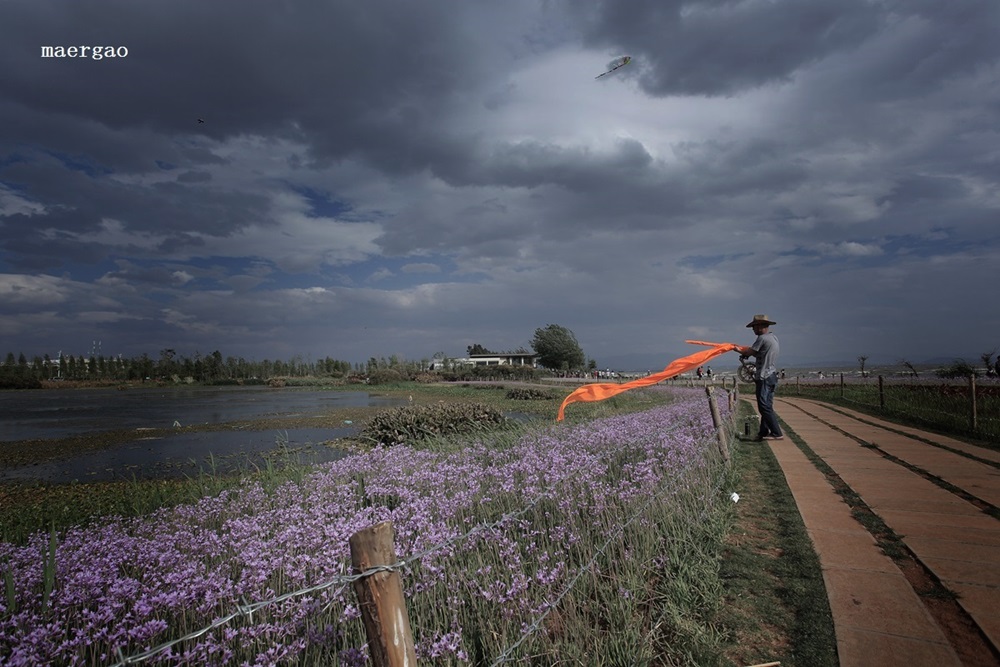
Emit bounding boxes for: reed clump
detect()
[359,402,509,446]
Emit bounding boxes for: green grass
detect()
[716,401,838,667]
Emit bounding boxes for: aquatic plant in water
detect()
[0,388,731,665]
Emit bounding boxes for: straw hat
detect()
[746,314,776,328]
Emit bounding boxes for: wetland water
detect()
[0,386,407,484]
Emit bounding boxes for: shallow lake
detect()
[0,386,403,441]
[0,387,407,484]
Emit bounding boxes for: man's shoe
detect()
[764,435,785,440]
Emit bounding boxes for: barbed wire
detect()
[792,379,1000,439]
[110,500,541,666]
[102,417,731,666]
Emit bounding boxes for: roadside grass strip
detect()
[718,402,838,667]
[0,388,740,666]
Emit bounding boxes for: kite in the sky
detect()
[556,340,740,421]
[595,55,632,79]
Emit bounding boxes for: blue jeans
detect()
[754,375,782,438]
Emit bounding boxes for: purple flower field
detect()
[0,388,733,665]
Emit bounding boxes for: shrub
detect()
[413,373,439,383]
[936,360,978,379]
[440,365,539,382]
[367,368,406,385]
[506,387,555,400]
[0,372,42,389]
[360,402,509,446]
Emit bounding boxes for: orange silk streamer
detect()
[555,340,740,421]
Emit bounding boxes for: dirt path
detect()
[755,396,1000,666]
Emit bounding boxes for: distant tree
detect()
[980,349,997,376]
[898,359,919,378]
[531,324,586,370]
[467,344,493,356]
[936,359,978,379]
[857,355,869,378]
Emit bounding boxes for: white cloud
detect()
[815,241,884,257]
[367,268,394,282]
[0,274,71,305]
[401,263,441,274]
[0,185,46,217]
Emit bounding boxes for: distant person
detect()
[734,314,783,441]
[706,366,712,378]
[696,366,704,379]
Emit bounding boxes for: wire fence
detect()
[110,501,543,667]
[777,374,1000,441]
[93,391,739,667]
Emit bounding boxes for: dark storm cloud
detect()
[575,0,881,95]
[575,0,1000,100]
[453,137,653,190]
[1,0,998,367]
[0,149,270,269]
[1,0,494,176]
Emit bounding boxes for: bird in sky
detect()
[197,118,205,123]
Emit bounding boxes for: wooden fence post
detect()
[969,374,977,433]
[840,373,844,398]
[349,521,417,667]
[705,386,730,464]
[878,375,885,410]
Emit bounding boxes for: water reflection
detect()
[0,386,403,442]
[1,427,357,485]
[0,388,406,484]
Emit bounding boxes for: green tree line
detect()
[2,323,596,388]
[0,349,360,386]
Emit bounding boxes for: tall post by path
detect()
[969,374,977,433]
[705,386,730,464]
[840,373,844,398]
[349,521,417,667]
[878,375,885,410]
